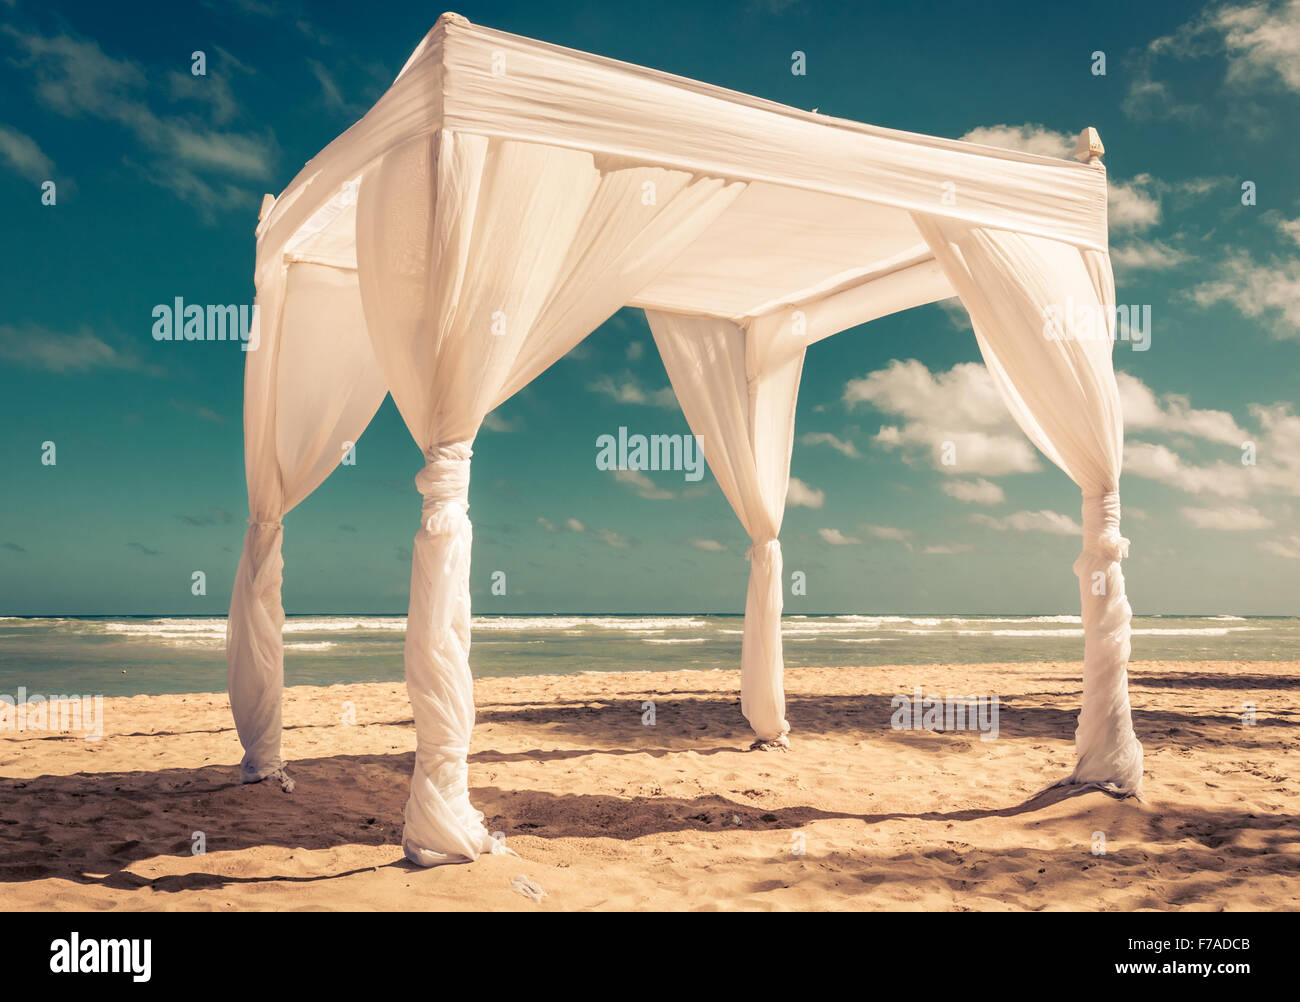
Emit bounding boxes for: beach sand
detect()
[2,660,1297,911]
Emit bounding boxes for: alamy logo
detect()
[890,686,1000,741]
[152,298,260,351]
[1041,298,1151,351]
[50,933,151,982]
[0,688,103,741]
[595,426,705,482]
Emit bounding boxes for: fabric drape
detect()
[646,311,804,743]
[913,212,1143,795]
[354,129,744,864]
[227,261,389,785]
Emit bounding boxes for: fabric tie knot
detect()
[416,440,473,535]
[1081,491,1129,563]
[746,538,781,562]
[1094,528,1130,563]
[247,518,283,530]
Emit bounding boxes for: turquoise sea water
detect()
[0,614,1295,698]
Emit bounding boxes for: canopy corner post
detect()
[1073,127,1105,166]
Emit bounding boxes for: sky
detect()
[0,0,1297,616]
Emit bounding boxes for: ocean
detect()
[0,614,1295,698]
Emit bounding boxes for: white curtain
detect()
[913,214,1143,795]
[355,130,745,864]
[645,311,804,744]
[227,262,389,786]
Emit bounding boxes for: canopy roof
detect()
[257,12,1108,336]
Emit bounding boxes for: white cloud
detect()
[1107,174,1163,230]
[971,510,1082,535]
[1277,217,1300,246]
[0,124,53,182]
[595,528,630,548]
[587,373,677,407]
[847,358,1007,426]
[166,51,246,127]
[1181,504,1274,530]
[481,411,517,433]
[1121,388,1300,500]
[1125,1,1300,121]
[3,27,273,214]
[960,123,1072,159]
[1260,534,1300,559]
[800,431,859,457]
[941,478,1005,505]
[863,524,911,545]
[1247,402,1300,496]
[922,543,975,555]
[937,297,972,332]
[818,528,860,545]
[1111,240,1190,272]
[786,476,825,508]
[1123,75,1188,121]
[0,324,158,375]
[565,518,586,532]
[1117,371,1250,445]
[689,538,726,552]
[846,359,1040,475]
[1215,0,1300,91]
[613,468,675,500]
[4,29,147,120]
[167,127,270,177]
[1124,441,1252,498]
[308,58,346,110]
[873,427,1039,476]
[1190,250,1300,338]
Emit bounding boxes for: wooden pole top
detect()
[1073,127,1105,165]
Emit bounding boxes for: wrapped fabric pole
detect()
[402,441,509,864]
[225,260,388,793]
[1071,491,1143,793]
[353,131,745,863]
[742,538,788,746]
[912,212,1144,794]
[226,518,292,789]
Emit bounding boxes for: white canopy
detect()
[227,12,1142,866]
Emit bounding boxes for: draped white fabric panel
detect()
[913,213,1143,795]
[354,129,744,864]
[646,311,804,742]
[227,262,388,783]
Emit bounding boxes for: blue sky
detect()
[0,0,1297,616]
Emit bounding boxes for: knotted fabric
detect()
[227,519,287,783]
[915,214,1143,795]
[351,128,745,863]
[1070,491,1143,794]
[646,312,802,744]
[743,538,789,743]
[402,441,510,865]
[226,258,388,790]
